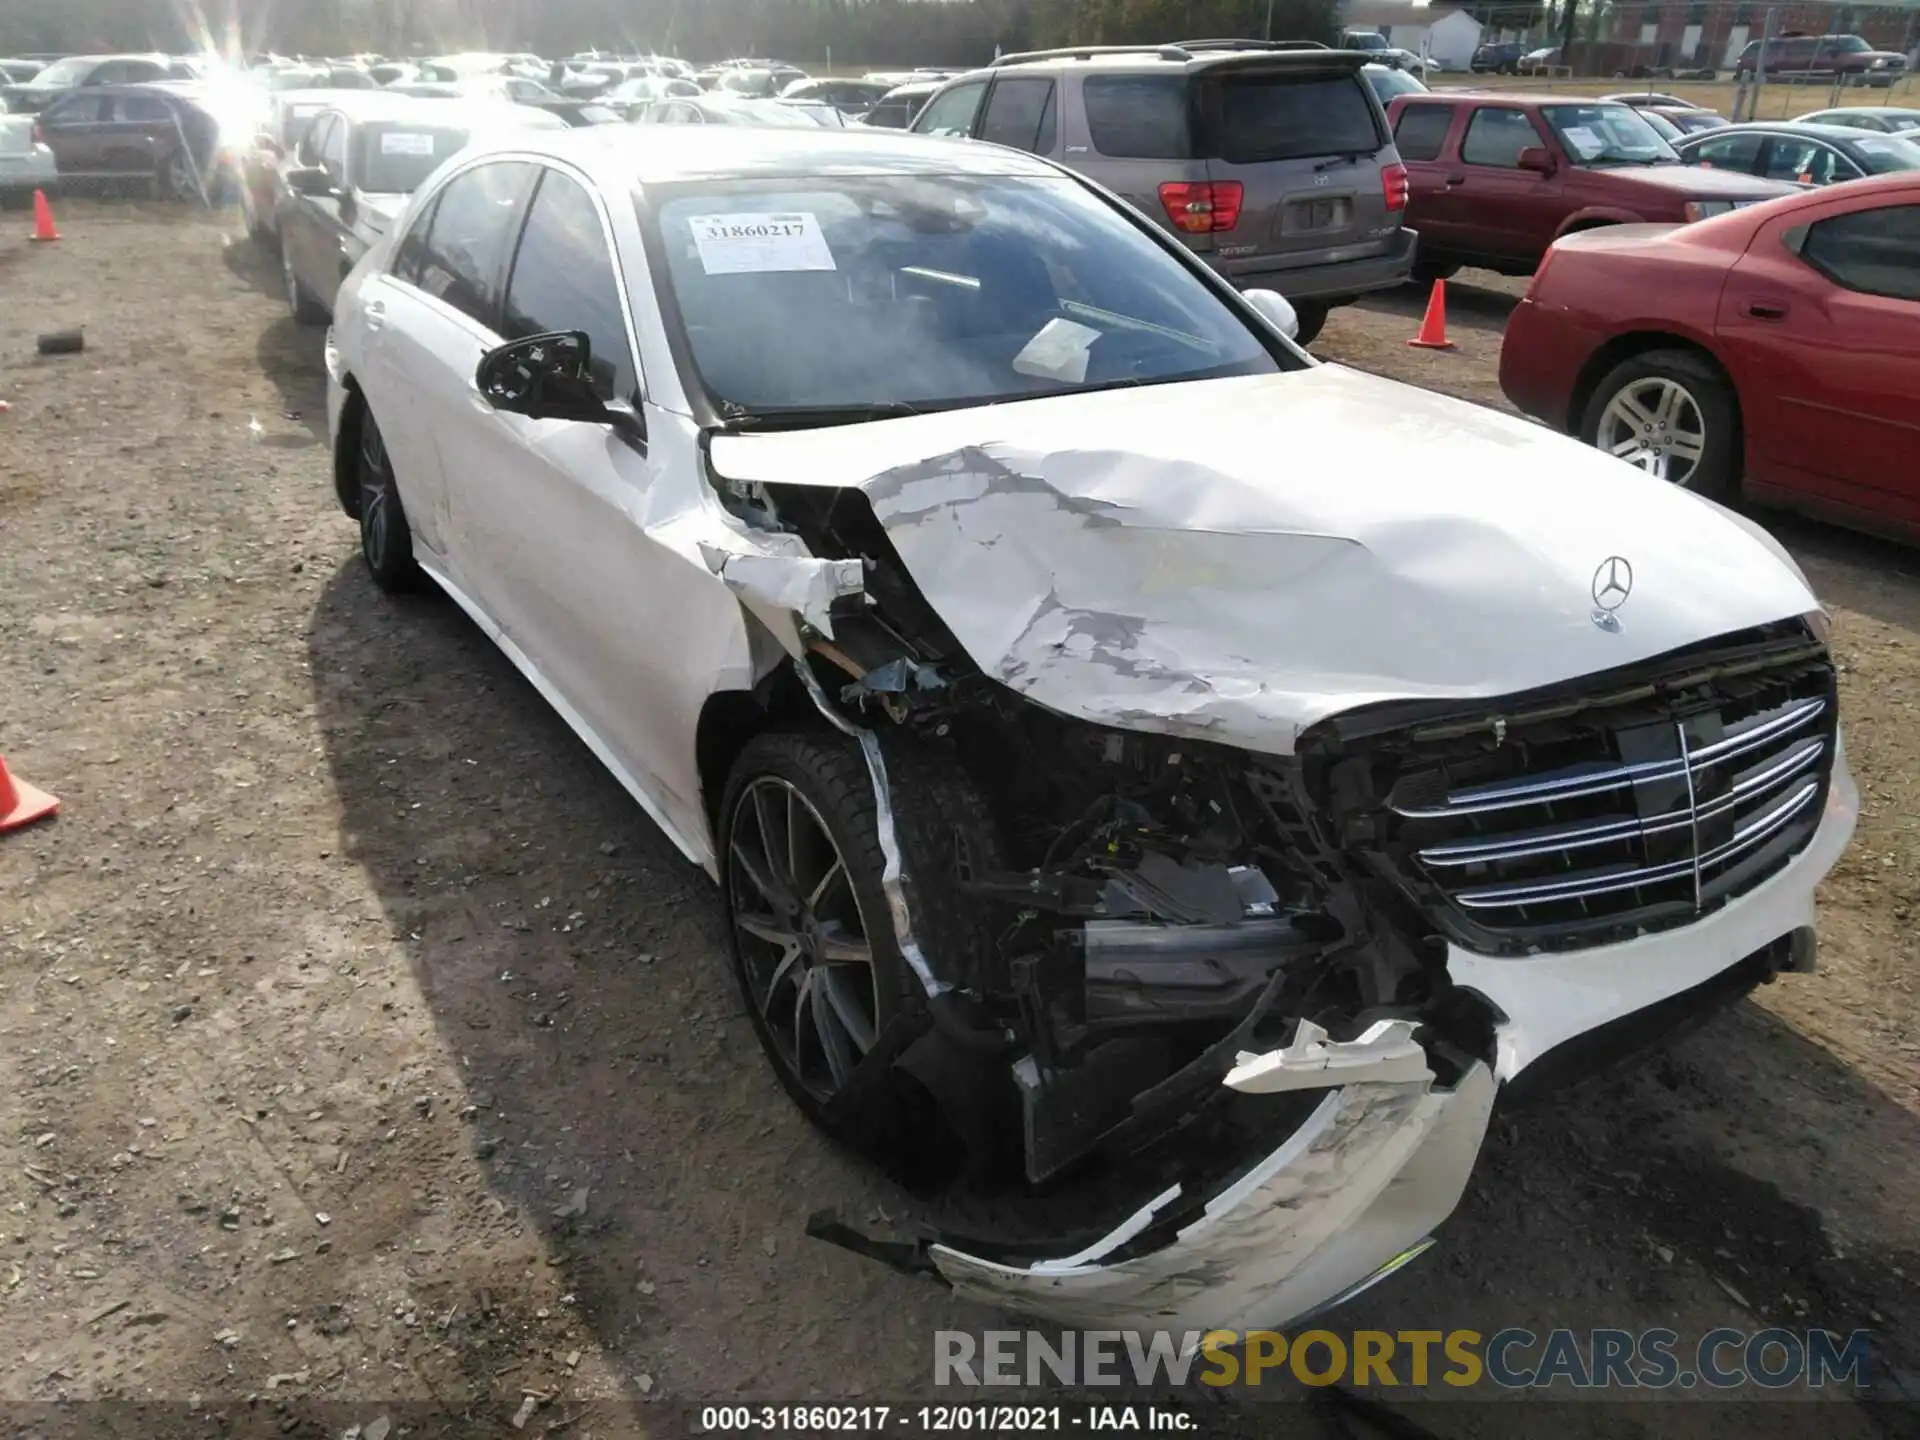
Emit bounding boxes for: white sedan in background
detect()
[324,126,1854,1334]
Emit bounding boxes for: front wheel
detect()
[1581,349,1740,503]
[1288,301,1328,348]
[356,408,419,592]
[718,729,1005,1168]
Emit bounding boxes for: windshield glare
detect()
[648,175,1286,418]
[1854,136,1920,172]
[354,123,472,192]
[1543,103,1678,164]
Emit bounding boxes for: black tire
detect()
[241,185,276,248]
[1580,348,1741,504]
[356,408,419,591]
[158,147,200,202]
[718,729,1005,1169]
[1288,301,1328,348]
[283,245,327,326]
[1411,260,1461,286]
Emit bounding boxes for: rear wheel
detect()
[284,246,327,326]
[356,409,419,591]
[1581,348,1740,503]
[1288,301,1329,348]
[1411,260,1460,286]
[158,148,200,202]
[241,184,275,247]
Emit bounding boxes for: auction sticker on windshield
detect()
[688,213,836,275]
[381,132,437,156]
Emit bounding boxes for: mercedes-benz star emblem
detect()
[1591,556,1633,632]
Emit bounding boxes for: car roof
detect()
[1802,106,1920,118]
[1680,120,1890,144]
[979,45,1370,77]
[1399,90,1626,107]
[459,124,1063,186]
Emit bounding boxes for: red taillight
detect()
[1381,161,1409,213]
[1158,180,1244,234]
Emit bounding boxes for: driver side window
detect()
[415,162,538,327]
[1460,108,1540,167]
[912,80,987,138]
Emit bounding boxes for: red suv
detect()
[1385,92,1799,280]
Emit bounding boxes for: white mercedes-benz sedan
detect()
[326,125,1857,1334]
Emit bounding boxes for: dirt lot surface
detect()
[1,202,1917,1440]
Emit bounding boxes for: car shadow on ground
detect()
[303,547,1920,1432]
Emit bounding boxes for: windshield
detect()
[706,97,821,127]
[353,122,472,192]
[1365,65,1427,101]
[646,174,1287,422]
[1542,103,1678,165]
[1853,136,1920,172]
[31,57,101,87]
[1347,34,1390,50]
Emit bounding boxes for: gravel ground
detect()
[0,202,1916,1439]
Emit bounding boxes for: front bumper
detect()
[1211,226,1419,303]
[925,750,1857,1332]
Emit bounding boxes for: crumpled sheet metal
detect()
[928,1061,1495,1334]
[710,368,1818,757]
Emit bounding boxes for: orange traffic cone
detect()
[0,755,59,833]
[29,189,59,243]
[1408,277,1454,350]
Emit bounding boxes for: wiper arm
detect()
[720,400,928,433]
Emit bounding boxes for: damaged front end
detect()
[704,469,1504,1333]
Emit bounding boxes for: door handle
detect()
[363,299,385,331]
[1445,173,1467,186]
[1746,301,1788,321]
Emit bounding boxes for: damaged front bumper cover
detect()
[925,1055,1494,1333]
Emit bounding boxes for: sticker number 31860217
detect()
[688,212,837,275]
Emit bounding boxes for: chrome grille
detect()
[1370,650,1835,950]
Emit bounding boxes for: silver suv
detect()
[908,41,1418,344]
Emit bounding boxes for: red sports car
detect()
[1499,171,1920,541]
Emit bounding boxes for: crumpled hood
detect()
[709,367,1818,755]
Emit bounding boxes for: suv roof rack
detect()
[1175,38,1332,51]
[990,44,1194,67]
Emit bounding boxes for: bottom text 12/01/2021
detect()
[699,1404,1199,1432]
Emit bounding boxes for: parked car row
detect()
[307,116,1857,1341]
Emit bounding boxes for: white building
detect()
[1343,2,1486,67]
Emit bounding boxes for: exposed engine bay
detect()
[716,474,1507,1261]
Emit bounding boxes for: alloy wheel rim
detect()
[283,248,300,311]
[169,153,194,196]
[727,776,878,1101]
[1598,376,1706,485]
[360,420,391,560]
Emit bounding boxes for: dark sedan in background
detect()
[1675,121,1920,187]
[276,97,563,323]
[31,83,229,199]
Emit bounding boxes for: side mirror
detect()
[1517,146,1556,174]
[286,165,333,195]
[477,332,618,425]
[1242,288,1301,342]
